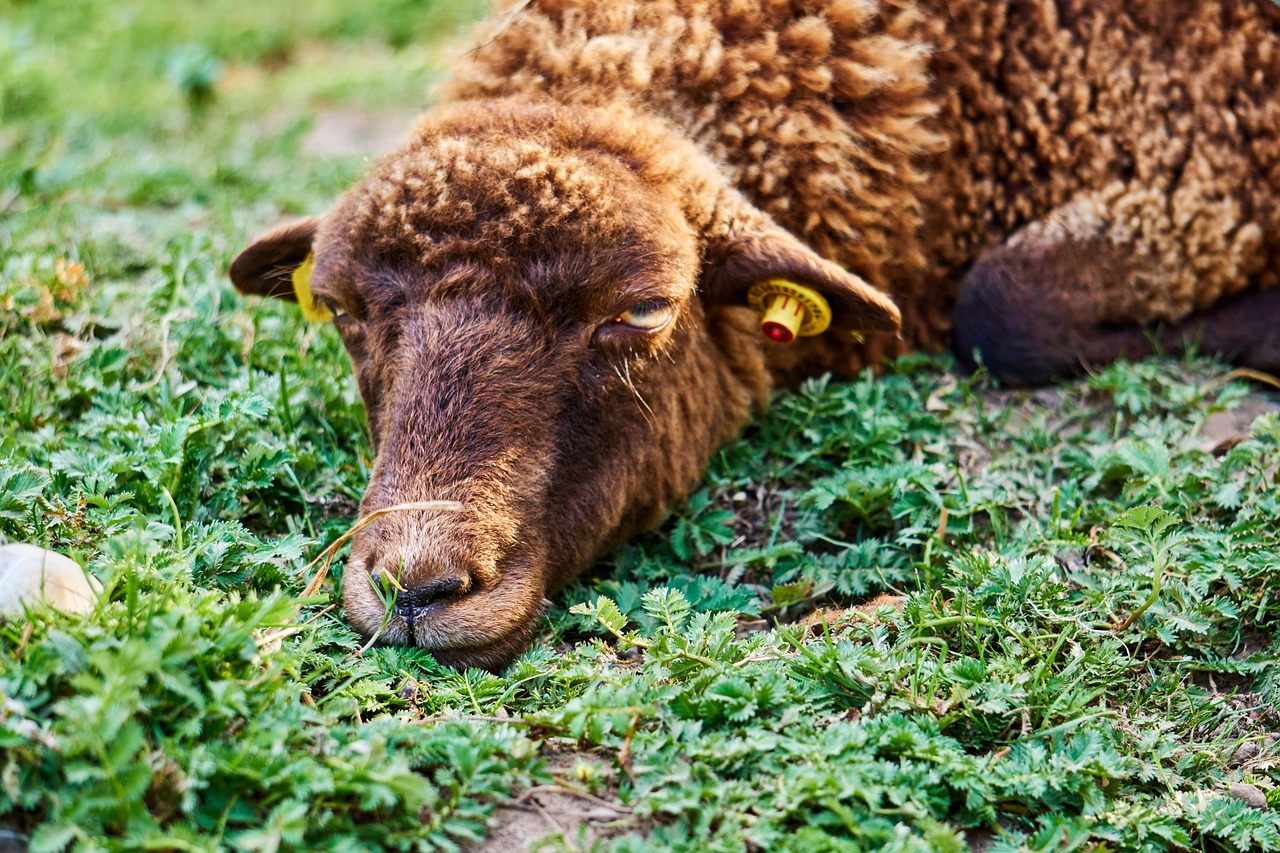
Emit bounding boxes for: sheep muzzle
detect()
[338,299,563,669]
[342,507,551,671]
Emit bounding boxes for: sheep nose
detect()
[389,575,470,628]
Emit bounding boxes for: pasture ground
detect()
[2,1,1279,850]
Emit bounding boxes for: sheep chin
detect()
[419,600,551,673]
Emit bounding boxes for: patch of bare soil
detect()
[1198,398,1280,452]
[468,751,641,853]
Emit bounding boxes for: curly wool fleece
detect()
[435,0,1280,374]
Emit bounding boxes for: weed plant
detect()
[1,1,1278,850]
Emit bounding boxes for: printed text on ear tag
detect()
[747,280,832,344]
[292,254,332,323]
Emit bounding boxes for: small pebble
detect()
[0,543,101,618]
[1228,783,1269,811]
[1228,741,1260,768]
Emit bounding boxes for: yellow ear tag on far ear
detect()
[292,254,332,323]
[747,280,831,344]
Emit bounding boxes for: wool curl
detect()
[435,0,1279,373]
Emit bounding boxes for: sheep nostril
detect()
[392,576,469,622]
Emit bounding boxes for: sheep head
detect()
[230,100,900,670]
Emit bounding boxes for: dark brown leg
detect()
[1170,287,1280,374]
[955,232,1280,384]
[953,237,1162,384]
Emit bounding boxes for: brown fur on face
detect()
[232,0,1280,669]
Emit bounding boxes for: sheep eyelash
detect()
[316,296,351,321]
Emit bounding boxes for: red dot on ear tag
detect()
[762,322,795,343]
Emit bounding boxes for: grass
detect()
[2,0,1279,850]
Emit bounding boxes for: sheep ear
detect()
[228,217,320,300]
[703,226,901,334]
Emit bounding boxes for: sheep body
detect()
[446,0,1280,374]
[232,0,1280,668]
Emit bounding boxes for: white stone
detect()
[0,543,102,618]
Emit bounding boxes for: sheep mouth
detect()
[421,619,547,671]
[405,598,550,671]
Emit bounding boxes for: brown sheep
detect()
[230,0,1280,669]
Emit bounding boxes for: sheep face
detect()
[230,101,900,669]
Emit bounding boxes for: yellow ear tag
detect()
[747,280,831,344]
[292,254,332,323]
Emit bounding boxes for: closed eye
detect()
[318,296,348,320]
[613,300,674,332]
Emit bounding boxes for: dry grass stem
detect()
[299,500,464,598]
[1202,367,1280,393]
